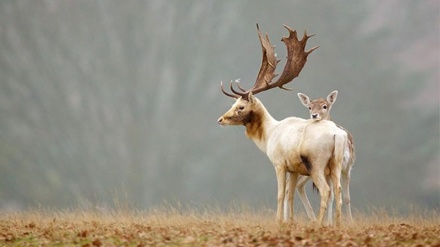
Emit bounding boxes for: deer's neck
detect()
[244,101,277,153]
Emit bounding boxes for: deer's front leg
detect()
[285,172,298,222]
[275,166,287,224]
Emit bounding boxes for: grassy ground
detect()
[0,207,439,246]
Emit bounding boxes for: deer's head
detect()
[297,90,338,120]
[217,93,259,126]
[218,24,318,125]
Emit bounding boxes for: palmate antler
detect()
[221,24,319,100]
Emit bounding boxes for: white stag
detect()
[287,91,355,223]
[217,24,347,226]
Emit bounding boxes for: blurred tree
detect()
[0,0,437,212]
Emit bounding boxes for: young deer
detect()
[218,24,347,226]
[285,91,355,223]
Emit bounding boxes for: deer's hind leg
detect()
[331,165,343,227]
[311,171,330,226]
[326,176,334,225]
[342,169,353,222]
[296,176,316,221]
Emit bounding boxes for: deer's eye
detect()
[323,105,327,109]
[308,107,311,110]
[238,106,245,110]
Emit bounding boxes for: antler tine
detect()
[301,30,320,55]
[235,79,247,92]
[220,24,278,99]
[271,24,318,89]
[220,81,239,99]
[229,81,247,97]
[220,80,250,99]
[306,45,320,55]
[246,25,317,95]
[219,24,317,99]
[237,83,247,92]
[251,24,278,92]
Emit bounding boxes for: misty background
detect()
[0,1,438,214]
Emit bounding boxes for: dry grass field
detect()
[0,206,439,246]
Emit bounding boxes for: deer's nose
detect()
[217,117,223,124]
[311,114,318,119]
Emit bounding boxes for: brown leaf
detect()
[92,239,102,247]
[77,230,88,238]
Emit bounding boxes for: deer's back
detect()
[266,118,345,174]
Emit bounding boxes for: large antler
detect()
[221,24,319,100]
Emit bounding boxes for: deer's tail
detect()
[333,133,346,171]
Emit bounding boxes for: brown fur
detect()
[245,111,265,142]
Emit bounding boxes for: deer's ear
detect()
[248,92,256,104]
[327,90,338,105]
[297,93,310,107]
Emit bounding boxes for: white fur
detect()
[218,94,347,226]
[285,91,355,224]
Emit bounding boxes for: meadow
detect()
[0,206,439,246]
